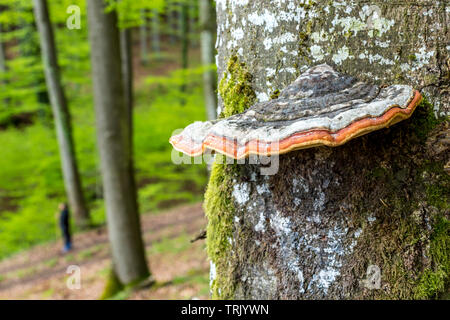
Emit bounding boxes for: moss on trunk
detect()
[204,56,256,299]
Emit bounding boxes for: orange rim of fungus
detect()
[170,90,422,160]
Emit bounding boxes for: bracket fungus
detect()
[170,64,422,159]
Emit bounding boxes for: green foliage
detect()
[148,233,191,255]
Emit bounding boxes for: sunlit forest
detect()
[0,0,448,302]
[0,0,213,299]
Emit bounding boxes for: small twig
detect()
[379,198,389,208]
[190,229,206,243]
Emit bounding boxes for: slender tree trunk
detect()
[180,2,189,95]
[150,9,160,60]
[207,0,449,299]
[188,1,197,47]
[199,0,216,120]
[139,9,148,66]
[19,6,50,106]
[87,0,150,285]
[119,27,139,228]
[32,0,90,228]
[166,0,177,45]
[0,22,9,107]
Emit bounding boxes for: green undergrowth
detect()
[0,83,208,261]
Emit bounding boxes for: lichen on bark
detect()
[210,0,449,299]
[204,55,256,299]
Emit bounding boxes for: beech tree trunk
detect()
[139,9,148,66]
[150,9,161,60]
[207,0,449,300]
[0,21,9,107]
[199,0,217,120]
[33,0,90,228]
[87,0,150,285]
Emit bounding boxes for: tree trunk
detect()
[33,0,90,229]
[139,9,148,66]
[207,0,449,300]
[87,0,150,286]
[180,2,189,96]
[180,2,189,70]
[189,1,197,47]
[166,0,177,45]
[150,9,160,60]
[0,21,9,107]
[199,0,217,120]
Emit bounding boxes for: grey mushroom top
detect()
[170,64,421,158]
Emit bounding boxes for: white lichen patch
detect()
[269,210,306,293]
[209,260,217,288]
[310,45,325,62]
[248,9,279,33]
[332,46,351,65]
[232,182,250,205]
[254,211,266,232]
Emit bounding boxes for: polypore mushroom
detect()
[170,64,422,159]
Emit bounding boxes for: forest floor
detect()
[0,203,209,300]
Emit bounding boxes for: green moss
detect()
[415,216,449,299]
[218,55,256,118]
[204,56,256,299]
[100,267,124,300]
[270,89,281,100]
[411,96,443,141]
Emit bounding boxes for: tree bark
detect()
[199,0,217,120]
[139,9,148,66]
[180,2,189,71]
[150,9,161,60]
[32,0,90,228]
[0,21,9,107]
[207,0,449,299]
[87,0,150,285]
[166,0,177,45]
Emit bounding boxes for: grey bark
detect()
[199,0,217,120]
[87,0,150,285]
[0,22,9,107]
[180,2,189,95]
[180,2,189,70]
[150,9,161,59]
[32,0,90,228]
[0,23,6,75]
[166,0,177,44]
[189,1,198,47]
[211,0,449,299]
[139,9,148,66]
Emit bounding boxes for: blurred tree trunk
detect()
[32,0,90,229]
[119,27,139,233]
[180,2,189,95]
[166,0,177,45]
[18,6,50,107]
[87,0,150,286]
[199,0,216,120]
[0,22,9,106]
[188,1,197,47]
[150,9,160,60]
[208,0,449,300]
[139,9,148,66]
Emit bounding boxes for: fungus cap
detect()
[170,64,422,159]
